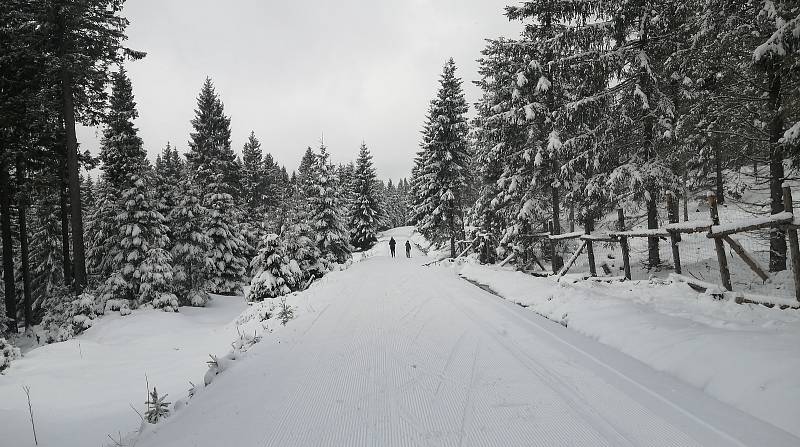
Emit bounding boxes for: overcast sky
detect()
[77,0,522,181]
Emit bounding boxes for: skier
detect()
[389,237,396,258]
[405,240,412,258]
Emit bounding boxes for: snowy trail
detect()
[136,230,797,447]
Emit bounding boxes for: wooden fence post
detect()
[666,191,682,274]
[617,208,632,280]
[708,192,732,291]
[585,218,597,277]
[782,185,800,304]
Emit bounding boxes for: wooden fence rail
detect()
[460,186,800,309]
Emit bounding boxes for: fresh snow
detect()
[457,262,800,438]
[128,228,795,446]
[3,227,799,447]
[0,295,248,447]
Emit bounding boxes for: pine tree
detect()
[81,174,96,213]
[89,68,148,281]
[186,78,238,197]
[241,131,266,214]
[309,146,351,263]
[247,234,302,301]
[99,69,146,192]
[170,179,211,306]
[98,171,174,310]
[410,59,470,257]
[348,143,384,250]
[153,142,184,221]
[85,180,118,279]
[240,131,269,248]
[203,173,249,295]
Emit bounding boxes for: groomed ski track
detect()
[136,227,799,447]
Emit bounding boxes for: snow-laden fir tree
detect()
[240,131,269,250]
[247,233,302,301]
[410,59,470,257]
[86,179,118,278]
[138,247,179,312]
[88,68,148,280]
[348,143,385,250]
[308,146,352,263]
[29,173,68,311]
[185,77,240,197]
[99,68,146,193]
[90,69,178,311]
[170,179,212,306]
[241,131,266,216]
[98,171,176,311]
[153,142,184,228]
[81,174,96,213]
[203,173,249,295]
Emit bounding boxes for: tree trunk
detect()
[449,205,456,258]
[0,159,17,331]
[15,156,32,328]
[550,156,563,271]
[60,158,72,284]
[60,69,87,292]
[646,191,661,268]
[714,141,724,204]
[767,63,786,272]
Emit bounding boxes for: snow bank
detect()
[0,295,249,447]
[457,263,800,437]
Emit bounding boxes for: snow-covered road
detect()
[137,229,798,447]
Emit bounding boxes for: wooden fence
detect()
[458,186,800,309]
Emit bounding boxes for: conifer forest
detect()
[1,2,800,447]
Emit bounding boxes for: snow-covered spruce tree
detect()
[308,146,352,263]
[203,173,249,295]
[240,131,268,249]
[281,177,327,281]
[247,234,302,301]
[153,142,184,230]
[138,247,179,312]
[348,143,385,250]
[88,68,149,282]
[81,174,96,214]
[170,179,212,306]
[410,59,470,258]
[99,68,146,193]
[99,171,176,311]
[85,179,118,279]
[29,173,69,313]
[184,78,249,294]
[471,38,545,264]
[185,77,240,199]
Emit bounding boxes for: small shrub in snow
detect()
[277,298,295,326]
[0,337,21,373]
[144,387,170,424]
[247,234,302,301]
[99,273,132,314]
[41,292,100,342]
